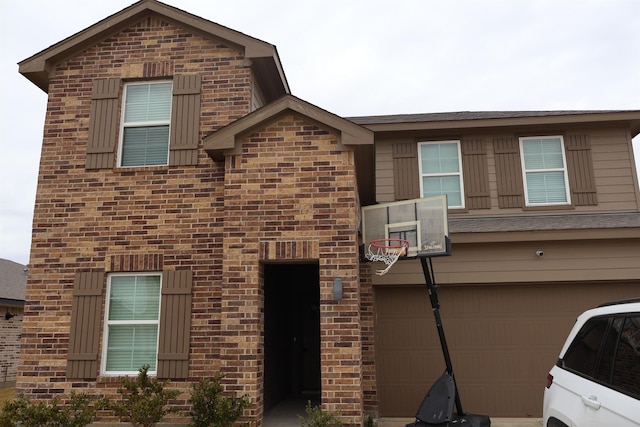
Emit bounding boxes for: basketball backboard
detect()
[361,195,450,258]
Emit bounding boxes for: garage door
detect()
[374,283,640,418]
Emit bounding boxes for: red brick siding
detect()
[0,307,23,384]
[18,14,372,427]
[360,263,378,416]
[18,15,248,421]
[220,115,363,425]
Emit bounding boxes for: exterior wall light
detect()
[5,312,15,320]
[333,277,343,301]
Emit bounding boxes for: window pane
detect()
[421,143,459,173]
[106,324,158,372]
[563,317,609,377]
[124,83,172,123]
[523,138,563,170]
[121,126,169,166]
[526,171,567,204]
[594,318,621,383]
[109,275,160,321]
[612,317,640,397]
[419,142,462,208]
[423,176,461,207]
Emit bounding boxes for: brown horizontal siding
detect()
[375,124,640,215]
[373,239,640,286]
[590,128,640,211]
[375,142,395,203]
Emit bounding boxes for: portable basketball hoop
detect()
[361,196,489,426]
[366,238,410,276]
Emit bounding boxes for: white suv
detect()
[543,298,640,427]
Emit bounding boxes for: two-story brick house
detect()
[16,0,640,425]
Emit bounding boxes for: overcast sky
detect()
[1,0,639,265]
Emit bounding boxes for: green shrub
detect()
[298,401,343,427]
[108,364,180,427]
[189,375,251,427]
[0,392,105,427]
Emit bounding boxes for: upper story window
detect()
[418,141,464,208]
[520,136,571,206]
[102,273,161,375]
[119,81,173,167]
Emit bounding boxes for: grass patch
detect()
[0,387,15,407]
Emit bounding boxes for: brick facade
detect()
[18,11,371,426]
[0,307,23,385]
[219,115,364,423]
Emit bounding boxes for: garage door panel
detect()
[446,318,561,347]
[459,381,542,418]
[377,350,443,382]
[451,350,554,382]
[374,283,640,417]
[376,319,437,347]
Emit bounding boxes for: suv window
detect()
[563,316,608,376]
[612,317,640,398]
[562,315,640,399]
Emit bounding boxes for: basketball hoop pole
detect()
[420,256,464,417]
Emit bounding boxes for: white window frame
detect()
[519,136,571,206]
[101,272,162,376]
[118,81,172,167]
[418,140,465,209]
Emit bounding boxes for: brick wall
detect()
[360,264,378,417]
[18,13,371,427]
[17,14,249,418]
[219,115,363,425]
[0,307,23,384]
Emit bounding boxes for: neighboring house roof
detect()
[0,259,27,306]
[349,110,640,137]
[18,0,289,101]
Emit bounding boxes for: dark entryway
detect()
[263,263,321,413]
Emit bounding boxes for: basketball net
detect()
[366,239,409,276]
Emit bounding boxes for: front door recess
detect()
[263,263,320,413]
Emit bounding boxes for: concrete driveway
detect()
[378,418,542,427]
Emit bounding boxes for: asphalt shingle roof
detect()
[348,110,640,125]
[449,212,640,233]
[0,259,27,302]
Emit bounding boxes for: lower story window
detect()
[102,273,161,375]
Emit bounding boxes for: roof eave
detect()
[18,0,289,97]
[355,111,640,137]
[203,95,373,161]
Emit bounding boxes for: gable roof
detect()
[204,95,373,159]
[349,110,640,136]
[18,0,289,100]
[0,259,27,305]
[203,95,375,204]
